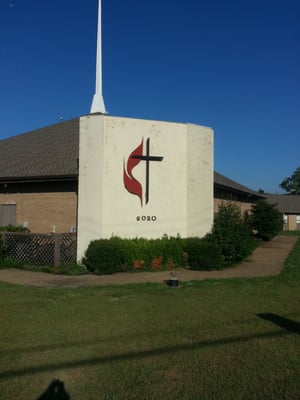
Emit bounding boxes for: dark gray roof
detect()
[214,171,264,199]
[0,117,270,202]
[0,118,79,181]
[266,194,300,214]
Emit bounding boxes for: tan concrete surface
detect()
[0,235,297,288]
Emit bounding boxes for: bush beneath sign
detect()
[83,239,126,275]
[83,236,186,274]
[83,235,225,274]
[83,202,274,274]
[183,238,223,270]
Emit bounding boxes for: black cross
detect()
[132,138,163,204]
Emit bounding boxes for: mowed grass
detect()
[0,239,299,399]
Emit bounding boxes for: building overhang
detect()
[0,175,78,185]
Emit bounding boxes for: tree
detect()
[208,202,254,266]
[250,200,283,241]
[279,167,300,194]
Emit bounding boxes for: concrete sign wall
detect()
[77,115,213,260]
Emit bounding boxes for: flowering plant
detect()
[133,259,145,270]
[150,256,164,270]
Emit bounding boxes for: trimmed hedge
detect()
[83,236,186,274]
[113,236,185,270]
[82,239,126,275]
[183,238,224,270]
[83,236,225,274]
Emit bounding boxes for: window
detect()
[0,204,16,226]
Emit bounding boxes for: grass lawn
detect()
[0,238,299,399]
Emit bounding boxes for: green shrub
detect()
[160,235,185,268]
[250,200,283,241]
[0,236,7,259]
[0,257,26,269]
[111,237,152,269]
[47,263,88,275]
[83,239,126,274]
[183,238,223,270]
[83,236,187,274]
[0,226,29,261]
[110,235,185,271]
[0,225,29,233]
[209,202,254,266]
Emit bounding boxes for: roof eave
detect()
[214,183,265,200]
[0,174,78,184]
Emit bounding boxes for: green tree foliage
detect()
[279,166,300,194]
[208,202,254,266]
[250,200,283,241]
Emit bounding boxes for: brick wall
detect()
[0,192,77,233]
[214,198,254,215]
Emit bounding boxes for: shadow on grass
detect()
[257,313,300,335]
[0,329,291,380]
[36,379,70,400]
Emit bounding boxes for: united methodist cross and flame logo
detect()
[123,138,164,206]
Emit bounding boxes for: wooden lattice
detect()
[59,233,77,264]
[2,232,77,266]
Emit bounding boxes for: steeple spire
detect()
[90,0,106,114]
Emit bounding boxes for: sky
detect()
[0,0,299,194]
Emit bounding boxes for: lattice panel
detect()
[3,233,77,266]
[59,233,77,264]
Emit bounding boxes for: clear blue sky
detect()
[0,0,299,193]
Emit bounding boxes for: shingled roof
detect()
[0,117,265,201]
[266,194,300,214]
[0,118,79,181]
[214,171,264,199]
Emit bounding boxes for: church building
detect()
[0,0,266,261]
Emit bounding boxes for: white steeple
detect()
[90,0,106,114]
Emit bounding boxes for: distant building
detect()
[214,171,264,215]
[266,195,300,231]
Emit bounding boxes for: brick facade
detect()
[0,181,77,233]
[214,198,254,216]
[0,192,77,233]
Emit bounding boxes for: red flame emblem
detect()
[123,139,143,206]
[124,138,164,206]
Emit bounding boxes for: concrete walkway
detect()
[0,235,297,288]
